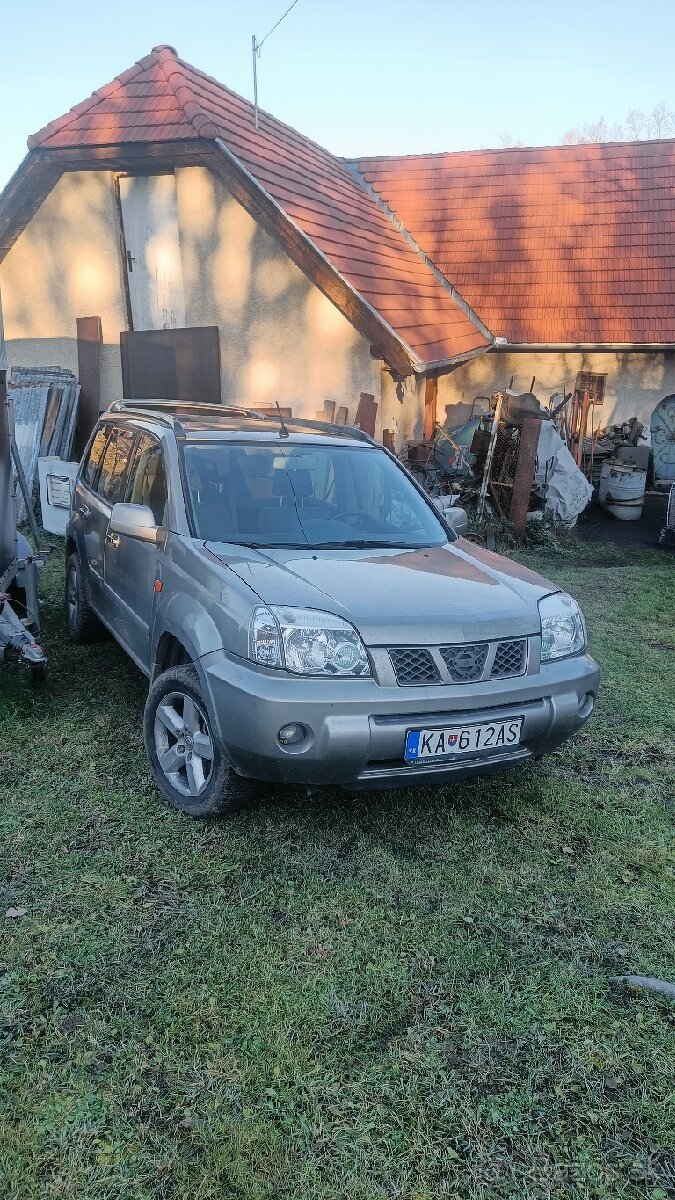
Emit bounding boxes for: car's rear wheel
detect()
[143,664,245,817]
[66,553,104,643]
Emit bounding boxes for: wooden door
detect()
[118,174,186,331]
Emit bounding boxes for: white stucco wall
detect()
[437,348,675,432]
[0,171,127,403]
[174,166,382,418]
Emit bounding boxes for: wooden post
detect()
[423,374,438,441]
[510,417,542,544]
[75,316,102,457]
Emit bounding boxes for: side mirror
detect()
[444,506,468,537]
[110,502,159,544]
[430,496,469,538]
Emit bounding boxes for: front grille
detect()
[389,647,441,685]
[440,642,489,682]
[387,637,528,685]
[491,639,527,678]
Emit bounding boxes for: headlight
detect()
[250,606,371,676]
[538,593,587,661]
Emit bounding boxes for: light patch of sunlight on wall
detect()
[254,257,295,301]
[305,289,355,343]
[177,167,217,239]
[248,358,281,401]
[212,199,255,320]
[145,228,183,287]
[67,249,117,319]
[148,173,178,220]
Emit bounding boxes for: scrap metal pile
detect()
[400,387,593,539]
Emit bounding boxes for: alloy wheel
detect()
[153,689,215,798]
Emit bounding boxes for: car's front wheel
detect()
[143,664,244,817]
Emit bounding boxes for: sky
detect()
[1,0,675,188]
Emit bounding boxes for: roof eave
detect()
[492,341,675,351]
[0,151,62,264]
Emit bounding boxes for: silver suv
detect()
[66,401,599,817]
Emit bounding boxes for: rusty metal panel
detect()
[510,417,542,544]
[120,327,221,404]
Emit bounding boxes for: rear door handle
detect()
[105,531,120,548]
[80,503,91,519]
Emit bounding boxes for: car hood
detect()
[205,539,557,646]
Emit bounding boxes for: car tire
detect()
[66,553,104,643]
[143,664,245,818]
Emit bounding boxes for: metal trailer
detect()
[0,292,47,668]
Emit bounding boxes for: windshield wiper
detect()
[307,540,422,550]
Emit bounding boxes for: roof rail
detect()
[105,401,376,444]
[108,399,266,421]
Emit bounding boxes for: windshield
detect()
[182,441,448,549]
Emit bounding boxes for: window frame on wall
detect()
[574,372,607,405]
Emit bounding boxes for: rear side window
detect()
[126,433,167,526]
[97,426,135,505]
[82,427,109,488]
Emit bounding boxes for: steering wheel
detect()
[332,509,383,533]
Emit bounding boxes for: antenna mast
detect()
[252,0,300,132]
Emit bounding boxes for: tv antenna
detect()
[252,0,301,131]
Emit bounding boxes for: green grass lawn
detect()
[1,539,674,1199]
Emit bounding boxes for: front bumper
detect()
[197,647,600,790]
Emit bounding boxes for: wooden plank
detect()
[75,316,102,457]
[335,406,348,425]
[423,374,438,441]
[355,392,378,438]
[509,417,542,543]
[323,399,336,423]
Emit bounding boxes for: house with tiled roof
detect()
[1,45,674,446]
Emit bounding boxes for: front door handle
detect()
[106,531,120,548]
[80,503,91,519]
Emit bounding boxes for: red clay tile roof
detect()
[28,47,490,368]
[356,142,675,345]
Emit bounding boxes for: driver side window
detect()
[126,433,167,526]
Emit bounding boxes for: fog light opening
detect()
[578,692,595,719]
[278,722,307,746]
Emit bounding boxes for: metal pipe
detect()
[23,557,40,634]
[252,35,259,131]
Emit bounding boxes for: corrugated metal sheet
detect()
[9,367,80,523]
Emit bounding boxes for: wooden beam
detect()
[423,374,438,441]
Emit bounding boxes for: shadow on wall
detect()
[176,168,381,420]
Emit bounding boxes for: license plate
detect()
[404,718,523,762]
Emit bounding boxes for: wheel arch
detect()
[153,632,193,682]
